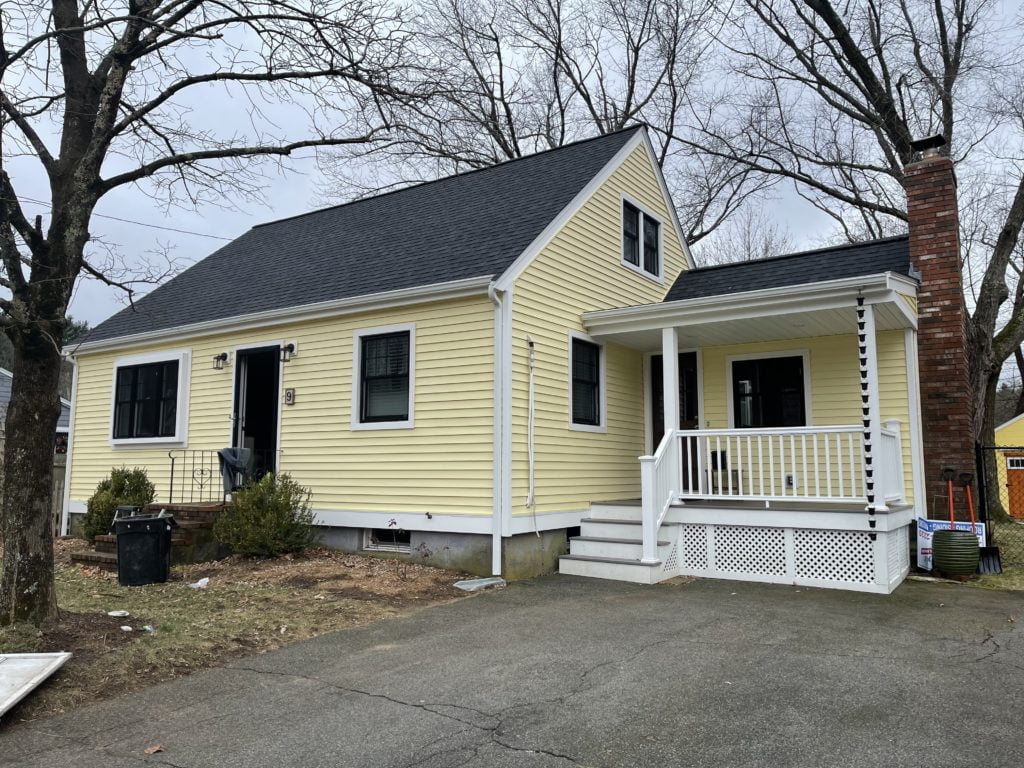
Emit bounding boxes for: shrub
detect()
[214,473,316,557]
[82,467,156,542]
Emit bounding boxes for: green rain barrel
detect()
[931,529,979,576]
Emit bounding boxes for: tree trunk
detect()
[0,327,63,626]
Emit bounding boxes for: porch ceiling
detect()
[583,272,916,351]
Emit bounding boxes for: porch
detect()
[560,270,922,593]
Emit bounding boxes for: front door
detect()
[650,352,700,489]
[233,347,280,478]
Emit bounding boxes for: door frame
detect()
[643,347,704,454]
[228,340,288,472]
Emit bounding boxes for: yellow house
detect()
[65,126,956,593]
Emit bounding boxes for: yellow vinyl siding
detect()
[69,296,494,516]
[700,331,914,502]
[510,143,688,515]
[994,416,1024,512]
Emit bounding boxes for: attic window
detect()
[621,199,661,279]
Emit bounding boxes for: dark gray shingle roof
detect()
[0,369,70,430]
[87,127,644,344]
[665,236,912,302]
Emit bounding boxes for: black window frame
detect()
[359,330,411,424]
[731,355,807,429]
[112,359,180,440]
[621,200,661,278]
[571,337,602,427]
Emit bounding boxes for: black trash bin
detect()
[111,510,178,586]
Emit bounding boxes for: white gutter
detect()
[584,272,916,335]
[487,281,510,576]
[74,275,495,354]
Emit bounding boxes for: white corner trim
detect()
[620,192,665,284]
[639,129,695,271]
[73,276,492,355]
[905,328,926,514]
[108,348,191,448]
[60,362,80,536]
[351,323,416,431]
[725,349,812,429]
[568,330,607,433]
[493,129,647,291]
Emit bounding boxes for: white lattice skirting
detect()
[671,522,910,593]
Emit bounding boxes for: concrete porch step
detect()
[558,554,667,585]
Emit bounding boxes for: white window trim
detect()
[352,323,416,431]
[108,348,191,448]
[725,349,812,429]
[620,193,664,284]
[568,330,607,434]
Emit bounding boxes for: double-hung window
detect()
[622,200,661,279]
[570,336,604,430]
[111,353,188,443]
[355,327,414,429]
[731,355,807,428]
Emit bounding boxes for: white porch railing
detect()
[879,420,905,503]
[675,426,869,505]
[638,430,679,563]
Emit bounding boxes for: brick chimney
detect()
[904,136,974,514]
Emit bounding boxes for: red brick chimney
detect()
[904,136,974,515]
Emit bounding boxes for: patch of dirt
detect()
[1,547,470,726]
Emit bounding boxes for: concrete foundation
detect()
[314,526,568,579]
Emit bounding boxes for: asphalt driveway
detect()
[2,575,1023,767]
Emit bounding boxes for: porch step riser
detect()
[558,557,665,584]
[570,539,671,560]
[587,505,643,522]
[581,521,644,539]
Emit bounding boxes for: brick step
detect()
[94,534,116,553]
[144,502,226,523]
[70,550,118,570]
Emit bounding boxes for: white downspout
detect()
[488,282,505,575]
[60,357,79,536]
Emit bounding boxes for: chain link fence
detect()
[977,445,1024,568]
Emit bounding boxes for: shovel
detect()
[960,473,1002,574]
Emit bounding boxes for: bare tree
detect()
[0,0,422,626]
[691,205,796,266]
[678,0,1024,446]
[321,0,772,243]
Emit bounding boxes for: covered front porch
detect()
[565,270,922,593]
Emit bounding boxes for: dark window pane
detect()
[361,331,411,422]
[112,360,179,439]
[571,339,601,426]
[643,216,660,275]
[731,356,805,428]
[622,203,640,266]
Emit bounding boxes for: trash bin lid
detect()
[112,514,178,534]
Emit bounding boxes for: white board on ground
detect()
[0,652,72,719]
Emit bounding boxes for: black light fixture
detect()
[280,343,295,363]
[212,352,228,370]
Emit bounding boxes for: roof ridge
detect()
[689,234,909,274]
[252,125,646,230]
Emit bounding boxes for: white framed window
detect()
[352,323,415,430]
[726,350,812,429]
[109,349,191,447]
[569,331,607,433]
[1008,457,1024,470]
[621,194,663,281]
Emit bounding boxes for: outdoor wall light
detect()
[212,352,229,370]
[280,343,295,363]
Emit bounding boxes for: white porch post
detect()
[858,300,888,515]
[662,327,679,437]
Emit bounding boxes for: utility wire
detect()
[18,196,234,241]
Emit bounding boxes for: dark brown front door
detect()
[650,352,700,490]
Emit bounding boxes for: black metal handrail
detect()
[167,448,281,503]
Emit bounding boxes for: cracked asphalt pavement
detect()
[2,575,1023,767]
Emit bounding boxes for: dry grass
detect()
[0,540,470,725]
